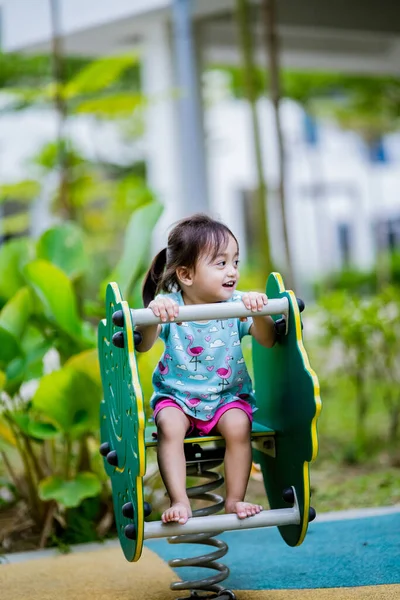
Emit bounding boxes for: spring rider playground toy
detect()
[98,272,321,599]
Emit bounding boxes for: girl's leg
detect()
[215,408,263,519]
[156,406,192,524]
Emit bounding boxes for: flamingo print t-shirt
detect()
[150,291,256,421]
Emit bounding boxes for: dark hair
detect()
[142,213,238,306]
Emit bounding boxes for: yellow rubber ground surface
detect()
[1,545,398,600]
[239,586,400,599]
[0,546,179,600]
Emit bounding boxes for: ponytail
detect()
[142,248,167,307]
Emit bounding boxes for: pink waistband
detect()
[153,398,253,436]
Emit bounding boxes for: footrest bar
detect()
[143,502,300,540]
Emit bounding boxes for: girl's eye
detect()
[234,260,240,267]
[217,261,226,267]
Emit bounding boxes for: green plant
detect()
[0,202,162,549]
[313,253,400,298]
[370,286,400,442]
[317,287,400,458]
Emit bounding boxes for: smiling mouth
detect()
[222,281,236,288]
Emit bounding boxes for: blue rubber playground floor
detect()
[146,509,400,593]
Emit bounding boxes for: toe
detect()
[162,510,170,523]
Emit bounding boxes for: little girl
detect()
[136,214,276,525]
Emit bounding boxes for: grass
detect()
[310,465,400,512]
[245,464,400,514]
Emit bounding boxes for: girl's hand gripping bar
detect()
[112,297,289,328]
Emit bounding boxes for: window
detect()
[375,217,400,253]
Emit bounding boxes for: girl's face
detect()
[178,235,240,304]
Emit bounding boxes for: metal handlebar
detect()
[112,297,289,327]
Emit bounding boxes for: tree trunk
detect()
[389,403,400,443]
[235,0,273,275]
[260,0,294,288]
[49,0,74,220]
[355,372,368,452]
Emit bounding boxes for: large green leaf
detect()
[4,327,52,395]
[36,222,88,279]
[5,357,25,395]
[64,54,139,98]
[11,412,59,440]
[23,260,82,339]
[33,140,85,171]
[0,237,34,303]
[108,201,163,298]
[0,326,22,368]
[32,363,101,437]
[0,213,30,237]
[39,472,102,508]
[5,346,48,396]
[74,93,145,118]
[65,349,101,386]
[0,180,40,204]
[79,321,97,349]
[0,287,32,339]
[0,287,31,370]
[68,173,114,208]
[115,175,155,212]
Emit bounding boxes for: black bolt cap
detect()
[133,330,143,349]
[297,298,305,312]
[309,507,316,522]
[112,331,125,348]
[124,524,137,540]
[274,317,286,336]
[122,502,134,519]
[144,502,152,518]
[282,487,295,504]
[112,310,124,327]
[106,450,118,467]
[99,442,110,457]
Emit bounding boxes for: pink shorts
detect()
[153,398,253,436]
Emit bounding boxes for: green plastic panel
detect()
[252,273,321,547]
[98,283,146,562]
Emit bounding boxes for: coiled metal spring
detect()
[167,446,236,600]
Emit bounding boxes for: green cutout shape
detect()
[252,273,321,546]
[98,283,146,562]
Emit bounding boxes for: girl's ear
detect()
[176,266,193,286]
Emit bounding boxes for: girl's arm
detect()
[135,296,180,352]
[135,324,161,352]
[249,315,276,348]
[241,292,276,348]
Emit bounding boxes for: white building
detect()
[1,0,400,292]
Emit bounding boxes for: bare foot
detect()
[225,499,263,519]
[162,502,192,525]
